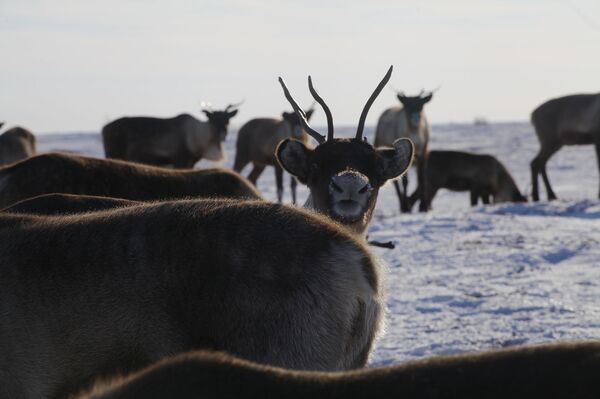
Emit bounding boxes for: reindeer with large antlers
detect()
[374,89,436,213]
[276,66,414,237]
[102,102,242,168]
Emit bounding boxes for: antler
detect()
[308,76,334,141]
[225,100,245,112]
[278,77,326,144]
[356,65,393,140]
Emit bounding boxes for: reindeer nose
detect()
[330,172,372,199]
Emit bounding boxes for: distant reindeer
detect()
[2,193,140,215]
[0,153,261,208]
[0,199,385,398]
[530,93,600,201]
[234,105,315,204]
[409,150,527,209]
[102,102,242,168]
[276,66,414,237]
[0,124,36,165]
[81,342,600,399]
[374,90,434,213]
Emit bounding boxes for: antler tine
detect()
[356,65,393,140]
[278,77,325,144]
[225,99,245,112]
[308,76,334,141]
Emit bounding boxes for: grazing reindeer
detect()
[81,342,600,399]
[0,153,261,208]
[409,150,527,209]
[2,193,140,215]
[276,66,414,237]
[102,102,242,168]
[234,105,315,204]
[374,90,434,212]
[0,124,36,165]
[530,93,600,201]
[0,199,385,398]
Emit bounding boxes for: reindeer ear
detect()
[376,138,414,181]
[227,109,238,118]
[276,138,311,183]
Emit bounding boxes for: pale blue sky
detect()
[1,0,599,132]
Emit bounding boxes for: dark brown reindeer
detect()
[102,102,242,168]
[234,105,315,204]
[0,152,261,208]
[374,90,434,213]
[81,342,600,399]
[276,66,414,237]
[409,150,527,209]
[0,199,385,398]
[530,93,600,201]
[0,124,36,165]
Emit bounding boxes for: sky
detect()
[1,0,599,133]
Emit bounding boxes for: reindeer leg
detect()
[533,144,561,201]
[393,179,409,213]
[470,190,479,206]
[530,153,541,202]
[595,138,600,199]
[481,192,491,205]
[290,176,298,205]
[417,158,428,212]
[274,165,284,203]
[400,175,411,213]
[247,163,265,187]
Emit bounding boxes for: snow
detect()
[36,121,600,366]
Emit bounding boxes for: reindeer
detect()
[0,152,261,208]
[530,93,600,201]
[0,124,36,165]
[374,90,434,213]
[275,66,414,237]
[81,342,600,399]
[102,103,242,168]
[0,198,385,398]
[409,150,527,209]
[233,105,315,204]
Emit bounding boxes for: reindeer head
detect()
[396,90,434,129]
[282,104,315,140]
[202,101,242,141]
[276,66,414,236]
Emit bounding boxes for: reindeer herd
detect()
[1,68,600,398]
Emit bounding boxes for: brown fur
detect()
[0,199,384,398]
[2,193,140,215]
[80,342,600,398]
[410,150,526,209]
[0,152,261,208]
[530,93,600,201]
[0,126,36,165]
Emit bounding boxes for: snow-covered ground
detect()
[37,121,600,366]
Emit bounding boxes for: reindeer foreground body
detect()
[276,66,414,237]
[374,91,433,213]
[234,108,314,204]
[81,342,600,399]
[2,193,140,215]
[530,93,600,201]
[0,125,36,165]
[410,150,526,209]
[0,152,261,208]
[0,199,384,398]
[102,104,240,168]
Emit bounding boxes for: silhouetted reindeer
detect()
[276,66,414,237]
[0,153,261,208]
[102,102,242,168]
[0,124,36,165]
[374,90,434,213]
[409,150,526,209]
[0,199,385,398]
[80,342,600,399]
[234,105,315,204]
[530,93,600,201]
